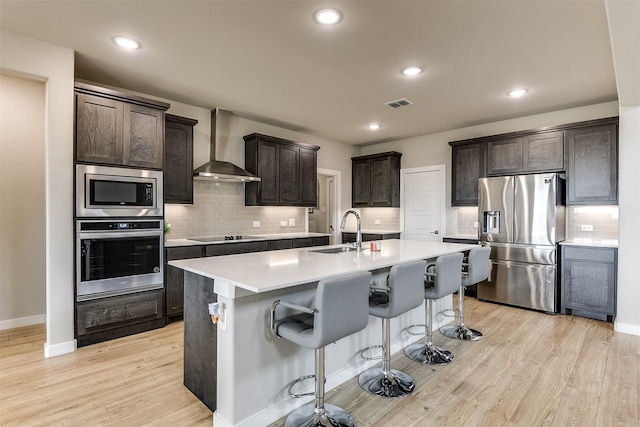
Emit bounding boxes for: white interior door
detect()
[401,166,445,241]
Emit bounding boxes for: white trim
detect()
[614,321,640,337]
[400,165,447,240]
[0,314,45,330]
[317,168,341,245]
[44,339,76,358]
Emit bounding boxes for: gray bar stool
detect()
[441,246,491,341]
[405,252,463,365]
[270,271,372,427]
[358,260,427,398]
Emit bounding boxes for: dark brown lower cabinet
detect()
[561,245,617,322]
[342,232,400,243]
[76,289,165,347]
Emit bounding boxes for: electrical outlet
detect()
[253,221,260,227]
[473,222,478,228]
[375,219,381,225]
[280,221,288,227]
[581,224,593,231]
[288,218,295,227]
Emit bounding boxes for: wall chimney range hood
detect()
[193,108,261,182]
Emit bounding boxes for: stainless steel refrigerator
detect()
[477,173,565,312]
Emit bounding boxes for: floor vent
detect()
[384,98,413,109]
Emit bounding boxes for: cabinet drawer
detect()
[166,246,204,261]
[270,239,294,250]
[563,246,616,262]
[205,241,269,256]
[77,290,163,336]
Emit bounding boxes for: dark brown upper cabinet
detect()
[450,142,485,206]
[486,137,523,175]
[75,82,169,169]
[352,152,402,207]
[244,133,319,207]
[567,121,618,205]
[523,131,565,172]
[164,114,198,204]
[449,117,617,206]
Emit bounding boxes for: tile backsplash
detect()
[164,180,306,239]
[566,206,619,240]
[453,205,619,240]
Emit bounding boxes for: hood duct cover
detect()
[193,108,261,182]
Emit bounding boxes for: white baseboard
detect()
[0,314,45,330]
[614,321,640,337]
[44,339,76,358]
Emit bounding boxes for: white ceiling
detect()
[0,0,618,145]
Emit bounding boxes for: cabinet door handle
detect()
[430,230,440,235]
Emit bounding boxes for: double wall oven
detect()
[75,164,164,301]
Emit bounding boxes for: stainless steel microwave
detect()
[75,164,163,217]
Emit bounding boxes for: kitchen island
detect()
[169,239,478,427]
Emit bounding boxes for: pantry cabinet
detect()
[75,82,169,169]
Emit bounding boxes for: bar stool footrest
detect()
[288,374,317,398]
[406,323,427,336]
[360,344,383,360]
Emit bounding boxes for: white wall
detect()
[0,74,46,328]
[0,30,75,356]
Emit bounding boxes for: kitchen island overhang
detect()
[170,240,478,427]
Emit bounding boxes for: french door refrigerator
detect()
[478,173,565,312]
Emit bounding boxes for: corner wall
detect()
[0,30,75,356]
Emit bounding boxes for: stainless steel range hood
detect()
[193,108,261,182]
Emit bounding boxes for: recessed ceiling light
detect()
[401,66,423,76]
[314,8,342,25]
[113,36,140,50]
[508,88,528,98]
[367,123,381,130]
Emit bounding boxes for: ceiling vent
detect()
[385,98,413,109]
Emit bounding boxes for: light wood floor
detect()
[1,298,638,426]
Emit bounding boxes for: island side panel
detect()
[183,271,217,412]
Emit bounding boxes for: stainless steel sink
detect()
[310,246,363,254]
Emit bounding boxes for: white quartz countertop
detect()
[559,238,618,248]
[165,232,331,248]
[169,239,478,294]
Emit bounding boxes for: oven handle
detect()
[77,229,163,239]
[82,240,91,282]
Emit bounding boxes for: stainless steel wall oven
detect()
[76,219,164,301]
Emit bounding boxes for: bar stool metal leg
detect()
[358,318,416,398]
[440,284,483,341]
[285,348,355,427]
[404,299,454,365]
